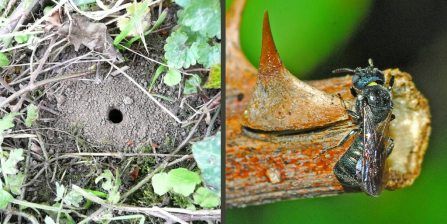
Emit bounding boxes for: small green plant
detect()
[0,53,9,67]
[158,0,221,88]
[152,167,220,209]
[192,131,221,197]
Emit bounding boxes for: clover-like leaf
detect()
[195,42,221,68]
[164,31,198,69]
[182,0,221,39]
[152,173,169,195]
[193,187,220,208]
[164,68,182,86]
[192,132,221,196]
[167,168,201,196]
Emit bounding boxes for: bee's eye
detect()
[352,75,359,85]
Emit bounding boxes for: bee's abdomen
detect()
[334,137,363,187]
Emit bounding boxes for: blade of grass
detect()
[151,94,174,102]
[148,64,166,92]
[125,8,168,48]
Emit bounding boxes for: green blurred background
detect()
[225,0,447,223]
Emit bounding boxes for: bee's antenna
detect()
[332,68,356,74]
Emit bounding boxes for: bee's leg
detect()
[337,92,360,120]
[388,75,395,90]
[314,128,361,158]
[386,137,394,157]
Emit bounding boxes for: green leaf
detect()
[195,43,221,68]
[167,168,201,196]
[164,30,198,69]
[178,25,208,45]
[9,172,25,195]
[107,169,121,204]
[1,149,24,175]
[0,189,13,209]
[55,182,65,201]
[152,173,169,195]
[184,75,201,95]
[14,34,30,44]
[192,131,221,197]
[43,6,53,15]
[0,112,20,134]
[25,104,38,127]
[0,53,9,67]
[186,203,196,210]
[164,68,181,86]
[95,170,114,191]
[182,0,221,39]
[193,187,220,208]
[174,0,190,8]
[114,0,152,44]
[125,8,168,47]
[72,0,95,6]
[63,190,83,207]
[203,63,221,89]
[44,216,56,224]
[149,65,166,93]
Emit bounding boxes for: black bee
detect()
[323,59,395,197]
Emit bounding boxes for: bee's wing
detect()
[360,105,392,197]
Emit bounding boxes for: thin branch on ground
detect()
[61,152,184,158]
[73,185,220,223]
[206,105,220,137]
[167,154,194,167]
[0,69,97,108]
[0,208,39,224]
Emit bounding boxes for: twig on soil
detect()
[167,113,206,160]
[167,154,194,167]
[183,68,211,72]
[61,152,184,158]
[206,105,220,137]
[17,140,32,224]
[0,69,96,108]
[0,76,60,115]
[73,185,220,223]
[0,208,38,224]
[36,132,49,160]
[29,37,56,85]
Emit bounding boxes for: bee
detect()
[322,59,395,197]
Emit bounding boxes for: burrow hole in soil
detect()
[108,108,123,123]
